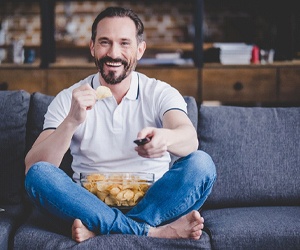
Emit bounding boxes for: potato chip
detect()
[97,190,109,201]
[87,174,105,182]
[104,196,115,206]
[134,191,144,202]
[81,173,153,207]
[109,186,121,196]
[96,86,112,100]
[123,189,134,201]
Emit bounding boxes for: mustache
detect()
[98,56,128,67]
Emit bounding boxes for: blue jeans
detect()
[25,150,216,236]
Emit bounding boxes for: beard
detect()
[94,56,136,85]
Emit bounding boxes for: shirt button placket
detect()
[112,104,123,132]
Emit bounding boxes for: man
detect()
[25,7,216,242]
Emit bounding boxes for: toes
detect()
[190,229,202,240]
[200,216,204,224]
[193,223,204,231]
[191,210,201,219]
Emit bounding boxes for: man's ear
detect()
[137,41,146,60]
[89,39,95,57]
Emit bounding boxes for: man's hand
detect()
[134,127,168,158]
[135,110,198,158]
[66,84,97,126]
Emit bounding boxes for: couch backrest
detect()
[26,92,73,177]
[0,90,30,204]
[198,105,300,208]
[169,96,198,166]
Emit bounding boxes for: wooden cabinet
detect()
[46,67,200,98]
[0,67,47,93]
[46,66,199,98]
[0,65,199,100]
[202,63,300,106]
[1,62,299,106]
[278,67,300,103]
[202,66,277,104]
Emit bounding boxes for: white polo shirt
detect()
[44,71,187,182]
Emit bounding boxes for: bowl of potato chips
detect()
[80,172,154,208]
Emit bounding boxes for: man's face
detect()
[90,17,145,85]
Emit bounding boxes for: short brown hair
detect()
[91,7,144,44]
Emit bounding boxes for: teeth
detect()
[106,62,122,66]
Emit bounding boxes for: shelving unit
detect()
[198,0,300,106]
[39,0,204,68]
[1,0,299,106]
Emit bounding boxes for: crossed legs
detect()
[25,150,216,242]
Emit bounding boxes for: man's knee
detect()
[25,161,63,192]
[181,150,216,179]
[26,161,53,181]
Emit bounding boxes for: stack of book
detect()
[213,43,253,65]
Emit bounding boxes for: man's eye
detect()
[122,42,130,46]
[100,41,109,45]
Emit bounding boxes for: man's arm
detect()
[25,122,77,174]
[25,84,97,174]
[162,110,198,156]
[135,110,198,158]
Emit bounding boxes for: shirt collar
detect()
[91,73,100,89]
[125,71,139,100]
[92,72,139,101]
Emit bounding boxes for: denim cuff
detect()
[143,223,151,236]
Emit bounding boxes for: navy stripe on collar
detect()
[91,75,95,89]
[136,73,140,100]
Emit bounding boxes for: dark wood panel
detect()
[202,68,277,103]
[279,67,300,103]
[0,69,46,93]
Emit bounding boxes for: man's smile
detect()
[105,61,123,67]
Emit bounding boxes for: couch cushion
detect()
[202,206,300,250]
[198,106,300,208]
[0,204,29,249]
[26,92,73,177]
[14,207,212,250]
[0,90,30,204]
[184,96,198,129]
[26,92,55,153]
[169,96,198,166]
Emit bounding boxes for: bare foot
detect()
[148,210,204,240]
[72,219,96,243]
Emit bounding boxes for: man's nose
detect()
[106,43,120,58]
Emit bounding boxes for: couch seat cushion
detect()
[202,206,300,250]
[0,204,29,249]
[14,207,212,249]
[0,90,30,204]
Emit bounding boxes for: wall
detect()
[0,1,194,48]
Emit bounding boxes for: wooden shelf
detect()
[1,61,299,106]
[201,62,300,106]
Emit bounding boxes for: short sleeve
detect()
[155,80,187,119]
[43,89,72,130]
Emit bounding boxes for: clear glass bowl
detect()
[80,172,154,208]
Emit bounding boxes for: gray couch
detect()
[0,90,299,250]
